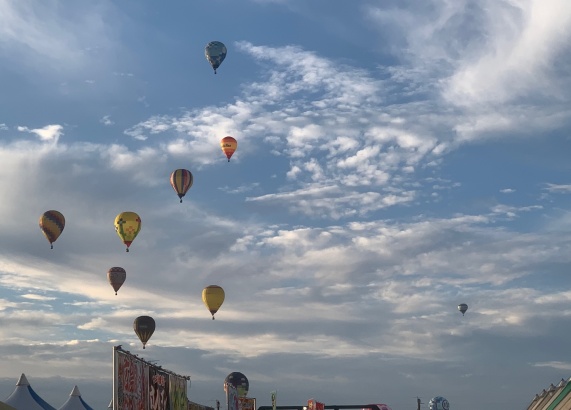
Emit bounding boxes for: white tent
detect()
[3,374,56,410]
[58,386,94,410]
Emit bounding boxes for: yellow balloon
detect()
[114,212,141,252]
[202,285,225,320]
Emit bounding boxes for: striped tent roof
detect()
[58,386,94,410]
[3,374,56,410]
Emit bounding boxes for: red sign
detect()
[308,399,324,410]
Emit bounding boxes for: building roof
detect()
[58,386,94,410]
[527,377,571,410]
[3,374,56,410]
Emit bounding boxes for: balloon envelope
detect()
[429,397,449,410]
[133,315,155,349]
[107,267,126,295]
[39,210,65,249]
[114,212,141,252]
[220,136,237,161]
[170,169,193,203]
[205,41,227,74]
[225,372,249,397]
[202,285,225,319]
[458,303,468,316]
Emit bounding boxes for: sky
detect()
[0,0,570,409]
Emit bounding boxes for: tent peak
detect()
[16,374,30,386]
[70,386,80,397]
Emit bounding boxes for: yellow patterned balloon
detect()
[114,211,141,252]
[39,210,65,249]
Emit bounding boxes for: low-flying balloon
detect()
[134,315,155,349]
[429,397,449,410]
[107,267,126,295]
[202,285,225,320]
[39,210,65,249]
[220,136,237,162]
[458,303,468,316]
[205,41,227,74]
[114,212,141,252]
[224,372,249,397]
[170,169,193,203]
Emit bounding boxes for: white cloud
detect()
[365,0,571,145]
[77,317,106,330]
[366,0,571,107]
[219,183,260,194]
[533,361,571,371]
[0,298,18,310]
[544,183,571,193]
[491,204,543,219]
[443,0,571,106]
[21,294,57,301]
[100,116,114,126]
[17,124,63,142]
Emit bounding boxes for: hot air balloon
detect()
[202,285,225,320]
[134,315,155,349]
[170,169,193,203]
[39,210,65,249]
[224,372,249,397]
[429,397,449,410]
[114,212,141,252]
[107,267,126,295]
[205,41,227,74]
[220,136,237,162]
[458,303,468,316]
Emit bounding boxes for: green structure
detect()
[527,378,571,410]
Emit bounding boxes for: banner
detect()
[117,350,148,410]
[225,383,239,410]
[170,375,188,410]
[114,347,190,410]
[238,397,255,410]
[149,367,170,410]
[308,399,324,410]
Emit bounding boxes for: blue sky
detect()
[0,1,570,409]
